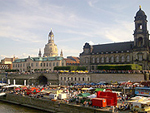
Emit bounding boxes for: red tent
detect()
[22,87,27,90]
[15,88,21,91]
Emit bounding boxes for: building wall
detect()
[59,73,90,85]
[12,57,66,72]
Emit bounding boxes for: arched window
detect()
[101,57,104,63]
[116,56,119,62]
[138,37,143,47]
[127,55,130,62]
[111,56,114,63]
[92,57,95,63]
[121,56,125,62]
[106,57,109,63]
[97,57,100,63]
[139,54,142,61]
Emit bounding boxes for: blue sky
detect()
[0,0,150,60]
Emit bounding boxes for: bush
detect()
[54,66,86,71]
[97,64,142,70]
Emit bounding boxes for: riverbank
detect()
[0,94,111,113]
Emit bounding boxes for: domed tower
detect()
[43,29,58,57]
[133,6,149,50]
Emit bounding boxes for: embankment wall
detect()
[0,94,111,113]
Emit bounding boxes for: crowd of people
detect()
[0,82,148,113]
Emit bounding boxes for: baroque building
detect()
[80,6,150,70]
[13,30,65,72]
[43,29,58,57]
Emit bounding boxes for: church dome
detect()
[136,6,146,17]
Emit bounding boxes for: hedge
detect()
[97,64,142,70]
[54,66,86,71]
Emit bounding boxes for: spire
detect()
[60,49,63,57]
[139,5,141,10]
[38,49,42,57]
[48,28,54,43]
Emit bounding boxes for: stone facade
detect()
[59,73,90,85]
[12,56,66,72]
[80,7,150,70]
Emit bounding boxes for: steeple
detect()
[48,28,54,43]
[133,6,149,50]
[38,49,42,57]
[60,49,63,57]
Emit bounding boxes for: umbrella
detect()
[15,88,21,91]
[22,87,27,90]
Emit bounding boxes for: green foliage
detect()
[54,66,86,71]
[5,69,19,72]
[97,64,142,70]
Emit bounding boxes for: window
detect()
[41,63,42,67]
[43,63,45,67]
[139,54,142,61]
[36,63,38,67]
[64,77,66,81]
[31,63,33,67]
[97,57,100,63]
[61,77,62,80]
[75,77,76,81]
[56,62,58,66]
[138,37,143,47]
[111,56,114,63]
[85,58,89,63]
[116,56,119,62]
[79,78,80,81]
[127,55,130,62]
[47,63,48,67]
[92,57,95,63]
[121,56,125,62]
[88,78,89,81]
[106,57,109,63]
[53,62,55,66]
[49,63,51,67]
[101,57,104,63]
[82,78,84,81]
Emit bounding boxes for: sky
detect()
[0,0,150,60]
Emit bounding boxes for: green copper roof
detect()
[13,56,63,63]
